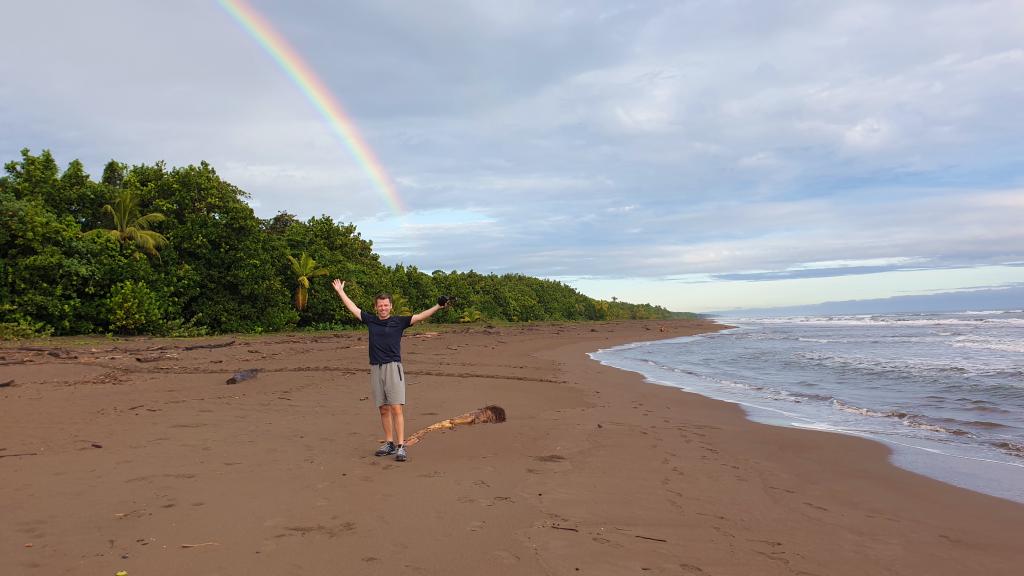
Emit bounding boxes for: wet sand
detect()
[2,319,1023,575]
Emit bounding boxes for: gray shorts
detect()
[369,362,406,407]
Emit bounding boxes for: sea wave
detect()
[992,441,1024,458]
[949,335,1024,353]
[830,400,977,437]
[743,315,1024,327]
[793,351,980,376]
[965,402,1014,414]
[951,310,1024,315]
[831,399,889,418]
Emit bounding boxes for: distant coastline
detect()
[711,284,1024,317]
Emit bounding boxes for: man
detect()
[332,279,446,462]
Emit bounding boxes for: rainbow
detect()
[217,0,405,215]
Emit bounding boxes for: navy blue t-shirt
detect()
[361,310,412,365]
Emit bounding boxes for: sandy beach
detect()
[2,319,1023,575]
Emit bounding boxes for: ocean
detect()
[591,310,1024,503]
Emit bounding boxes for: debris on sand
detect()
[226,369,259,385]
[404,405,506,447]
[184,340,236,351]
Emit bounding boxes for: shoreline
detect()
[2,319,1023,574]
[591,327,1024,505]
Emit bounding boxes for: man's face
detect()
[375,297,392,319]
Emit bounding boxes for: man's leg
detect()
[379,404,394,442]
[382,363,408,461]
[374,404,397,456]
[392,404,408,462]
[392,404,405,446]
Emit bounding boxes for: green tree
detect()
[0,184,151,335]
[263,211,299,235]
[287,252,327,311]
[152,162,297,332]
[101,160,127,188]
[87,189,168,259]
[3,148,59,204]
[281,215,383,326]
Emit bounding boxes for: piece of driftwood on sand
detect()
[183,340,236,351]
[226,369,259,385]
[404,405,506,447]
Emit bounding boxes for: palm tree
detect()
[288,252,328,311]
[87,189,168,258]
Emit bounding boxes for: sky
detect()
[2,0,1023,313]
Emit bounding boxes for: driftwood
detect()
[135,353,177,363]
[226,369,259,385]
[184,340,236,351]
[0,379,13,388]
[404,405,506,447]
[181,542,219,548]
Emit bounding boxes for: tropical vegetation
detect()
[0,149,686,338]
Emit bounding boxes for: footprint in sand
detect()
[492,549,520,563]
[592,536,625,549]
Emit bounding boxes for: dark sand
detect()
[2,319,1023,575]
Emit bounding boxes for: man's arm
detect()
[331,279,363,319]
[411,302,445,325]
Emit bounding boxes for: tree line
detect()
[1,149,688,338]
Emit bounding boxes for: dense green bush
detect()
[0,304,54,339]
[107,280,164,334]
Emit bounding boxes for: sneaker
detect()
[375,441,396,456]
[395,445,407,462]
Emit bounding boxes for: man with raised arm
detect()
[332,279,447,462]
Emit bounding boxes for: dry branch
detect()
[404,405,506,447]
[184,340,235,351]
[181,542,219,548]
